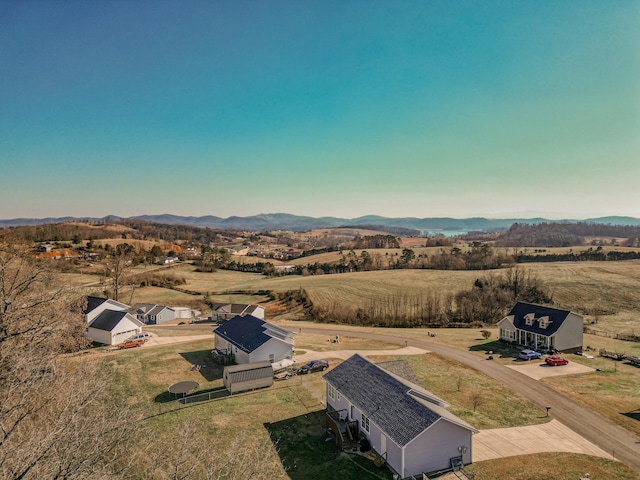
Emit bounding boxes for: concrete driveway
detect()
[473,419,611,462]
[506,360,595,380]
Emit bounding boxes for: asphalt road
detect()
[297,326,640,473]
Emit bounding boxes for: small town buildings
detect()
[210,303,265,321]
[223,361,274,394]
[213,315,294,365]
[323,354,477,479]
[83,296,143,345]
[498,302,584,352]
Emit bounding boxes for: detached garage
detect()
[223,362,273,394]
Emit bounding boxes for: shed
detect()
[223,361,274,395]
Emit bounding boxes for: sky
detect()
[1,1,639,220]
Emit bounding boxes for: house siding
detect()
[325,384,404,478]
[153,308,176,324]
[498,316,517,342]
[404,420,472,477]
[554,312,583,351]
[86,315,141,345]
[250,338,293,364]
[86,327,113,345]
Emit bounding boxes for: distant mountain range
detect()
[1,213,640,232]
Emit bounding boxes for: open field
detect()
[60,259,640,335]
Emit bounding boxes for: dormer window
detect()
[538,316,550,329]
[524,313,535,326]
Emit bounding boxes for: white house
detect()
[323,354,477,479]
[85,307,143,345]
[213,315,294,365]
[498,302,583,352]
[84,296,129,324]
[210,303,265,321]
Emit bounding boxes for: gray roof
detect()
[212,303,263,315]
[376,359,420,384]
[324,354,476,447]
[224,361,273,382]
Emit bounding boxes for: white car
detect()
[129,332,151,342]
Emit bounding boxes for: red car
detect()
[545,355,569,366]
[117,339,145,349]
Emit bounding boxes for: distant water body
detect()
[421,230,468,237]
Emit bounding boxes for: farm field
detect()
[80,260,640,335]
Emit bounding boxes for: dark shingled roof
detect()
[84,296,107,314]
[323,354,441,447]
[89,310,128,332]
[509,302,571,336]
[215,315,270,354]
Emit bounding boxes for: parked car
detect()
[298,360,329,374]
[118,339,145,349]
[129,332,151,342]
[518,349,542,360]
[545,355,569,366]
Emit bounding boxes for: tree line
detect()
[494,222,640,247]
[299,267,553,327]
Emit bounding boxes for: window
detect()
[328,384,335,401]
[269,353,275,363]
[538,316,550,329]
[361,414,370,433]
[524,313,534,326]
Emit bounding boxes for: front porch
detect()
[500,329,555,352]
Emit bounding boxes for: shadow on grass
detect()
[154,391,176,404]
[264,410,390,480]
[153,385,229,404]
[622,409,640,422]
[468,340,521,361]
[179,350,223,381]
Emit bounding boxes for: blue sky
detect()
[1,1,638,220]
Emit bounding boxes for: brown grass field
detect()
[61,259,640,336]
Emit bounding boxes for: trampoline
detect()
[168,380,199,398]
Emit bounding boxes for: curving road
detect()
[296,326,640,472]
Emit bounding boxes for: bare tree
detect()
[470,391,483,412]
[0,244,141,480]
[104,243,134,302]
